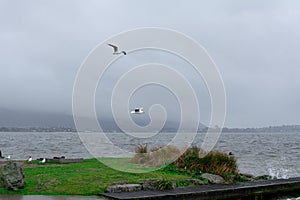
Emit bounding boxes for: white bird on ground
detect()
[27,156,33,162]
[40,158,46,163]
[107,43,127,55]
[6,155,11,160]
[130,107,144,114]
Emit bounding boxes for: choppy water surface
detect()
[0,132,299,177]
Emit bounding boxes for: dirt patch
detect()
[0,161,64,168]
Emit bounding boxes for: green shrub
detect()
[0,167,3,189]
[174,146,238,177]
[154,178,173,191]
[176,179,190,187]
[197,151,238,176]
[174,145,202,170]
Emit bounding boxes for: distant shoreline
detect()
[1,124,300,133]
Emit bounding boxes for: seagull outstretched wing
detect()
[108,43,118,53]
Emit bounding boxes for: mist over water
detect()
[0,132,299,178]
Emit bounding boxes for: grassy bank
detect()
[0,158,189,195]
[0,146,251,195]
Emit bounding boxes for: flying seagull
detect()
[108,43,126,55]
[130,107,144,114]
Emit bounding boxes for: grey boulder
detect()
[1,162,24,190]
[201,173,225,184]
[105,184,142,193]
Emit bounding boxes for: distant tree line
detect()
[1,124,300,133]
[219,125,300,133]
[0,127,76,132]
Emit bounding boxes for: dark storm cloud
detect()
[0,0,300,127]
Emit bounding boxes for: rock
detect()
[105,184,142,193]
[201,173,225,184]
[180,178,208,185]
[140,179,157,190]
[190,179,207,185]
[1,162,24,190]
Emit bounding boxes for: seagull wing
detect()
[108,43,118,52]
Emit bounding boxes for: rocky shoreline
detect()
[105,172,270,193]
[103,177,300,200]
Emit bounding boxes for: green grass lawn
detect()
[0,158,189,195]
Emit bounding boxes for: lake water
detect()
[0,131,299,178]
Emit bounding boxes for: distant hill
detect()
[0,108,206,132]
[1,108,299,133]
[0,108,75,128]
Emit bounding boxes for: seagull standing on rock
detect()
[107,44,127,55]
[40,158,46,163]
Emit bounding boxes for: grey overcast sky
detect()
[0,0,300,128]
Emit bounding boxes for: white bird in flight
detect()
[131,107,144,114]
[107,44,127,55]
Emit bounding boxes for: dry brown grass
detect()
[135,144,148,153]
[130,145,181,168]
[0,160,63,168]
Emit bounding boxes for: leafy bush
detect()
[154,178,174,191]
[197,151,238,176]
[176,179,190,187]
[174,145,202,170]
[174,146,238,177]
